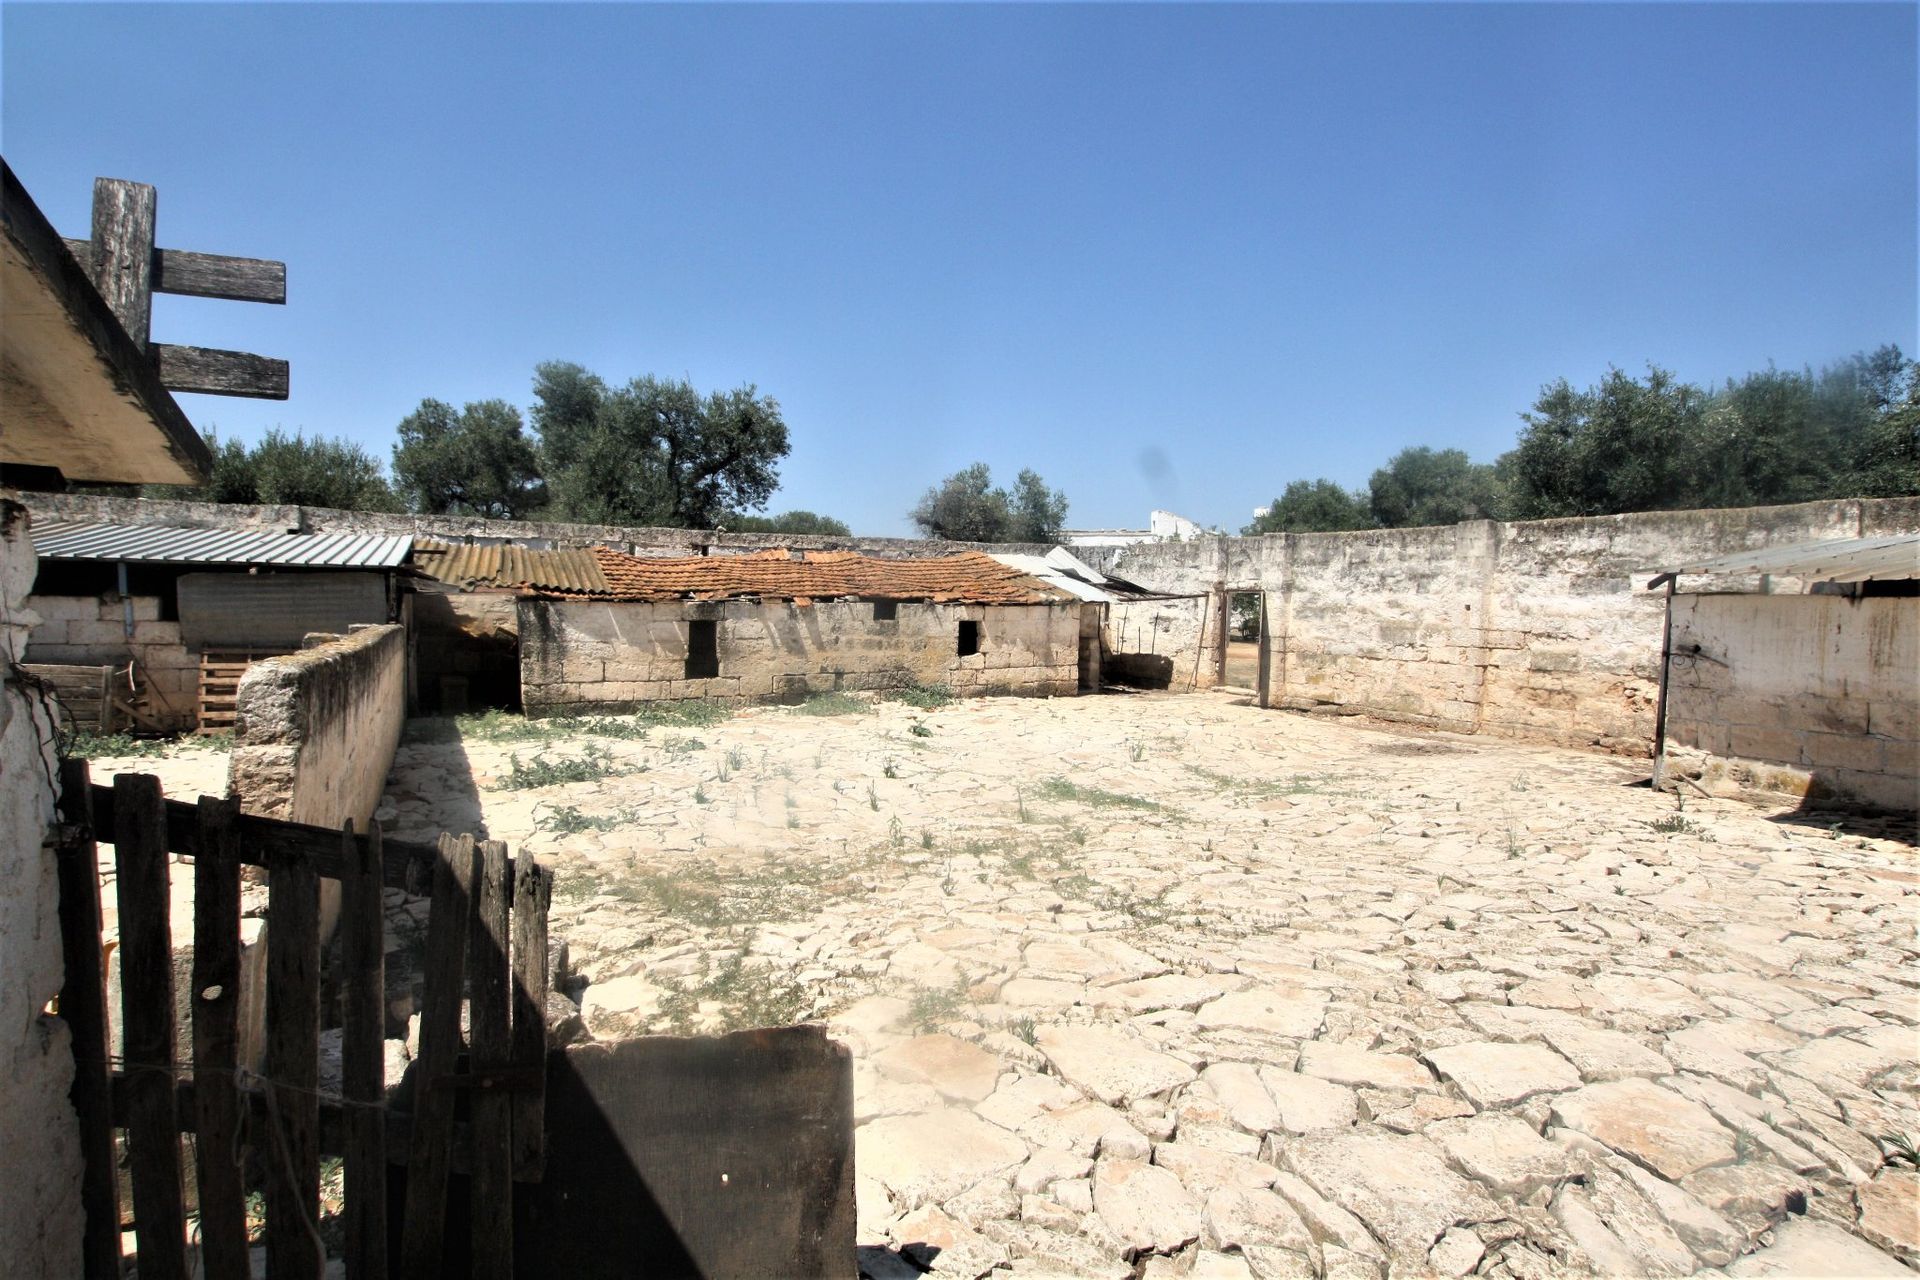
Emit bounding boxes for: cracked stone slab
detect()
[1422,1040,1582,1109]
[873,1033,1003,1103]
[1427,1113,1578,1199]
[1035,1025,1196,1105]
[1280,1132,1500,1266]
[1196,987,1330,1039]
[1549,1078,1736,1180]
[856,1109,1028,1208]
[1093,1158,1204,1255]
[1726,1217,1912,1276]
[1297,1041,1438,1093]
[1857,1169,1920,1263]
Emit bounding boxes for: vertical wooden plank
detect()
[191,795,249,1279]
[469,840,513,1278]
[265,832,322,1280]
[88,176,157,348]
[509,853,551,1182]
[400,834,476,1277]
[54,760,122,1279]
[342,821,388,1280]
[113,772,189,1280]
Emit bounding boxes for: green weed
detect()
[536,804,638,835]
[909,979,970,1030]
[795,692,870,717]
[1036,776,1166,812]
[882,682,953,710]
[498,744,632,790]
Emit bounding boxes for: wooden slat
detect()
[54,761,122,1280]
[64,236,287,304]
[153,342,290,400]
[401,834,477,1276]
[265,833,323,1280]
[470,840,514,1277]
[113,773,189,1280]
[510,854,552,1182]
[89,781,464,901]
[89,177,156,349]
[342,820,389,1280]
[191,795,250,1279]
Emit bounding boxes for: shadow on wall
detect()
[1106,654,1176,689]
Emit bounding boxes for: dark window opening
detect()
[873,600,898,622]
[957,620,981,657]
[686,619,719,679]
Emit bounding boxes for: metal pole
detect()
[1650,579,1676,788]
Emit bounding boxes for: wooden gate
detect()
[53,760,552,1279]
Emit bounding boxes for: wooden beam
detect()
[265,834,323,1280]
[191,796,251,1280]
[54,762,123,1280]
[152,343,289,399]
[510,854,552,1182]
[341,821,389,1280]
[87,782,475,900]
[89,178,156,349]
[469,840,514,1279]
[401,834,477,1277]
[64,237,286,305]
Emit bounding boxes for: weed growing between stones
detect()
[1649,814,1706,835]
[537,803,640,834]
[1036,776,1166,812]
[909,978,970,1030]
[658,954,809,1035]
[1879,1131,1919,1168]
[63,731,205,759]
[908,721,934,738]
[881,682,954,710]
[1009,1015,1038,1046]
[795,691,870,717]
[498,743,634,790]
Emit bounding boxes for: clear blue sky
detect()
[4,3,1914,536]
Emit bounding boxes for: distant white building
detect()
[1061,509,1204,548]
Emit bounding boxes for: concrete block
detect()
[131,621,181,646]
[1729,724,1807,767]
[128,596,163,622]
[1868,700,1918,742]
[1802,732,1885,774]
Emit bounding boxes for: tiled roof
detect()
[412,539,609,593]
[547,547,1074,605]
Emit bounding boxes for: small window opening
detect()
[686,619,719,679]
[873,600,898,622]
[957,620,981,657]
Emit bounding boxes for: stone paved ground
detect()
[371,692,1919,1278]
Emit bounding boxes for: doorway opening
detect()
[686,619,719,679]
[1221,591,1267,703]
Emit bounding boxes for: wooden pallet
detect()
[196,650,282,734]
[23,663,121,735]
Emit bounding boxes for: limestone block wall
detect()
[0,499,82,1277]
[411,585,521,712]
[1090,498,1920,755]
[22,592,199,731]
[228,624,408,829]
[1663,594,1918,811]
[1104,595,1214,690]
[521,599,1080,713]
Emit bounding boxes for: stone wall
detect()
[20,491,1055,561]
[228,624,408,829]
[411,585,521,712]
[521,599,1081,714]
[1104,595,1215,691]
[22,592,198,731]
[0,499,82,1277]
[1662,593,1918,811]
[1086,498,1920,754]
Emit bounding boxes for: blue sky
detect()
[4,3,1913,536]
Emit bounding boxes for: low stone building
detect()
[519,547,1083,713]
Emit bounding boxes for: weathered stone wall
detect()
[0,499,83,1277]
[228,624,408,829]
[1663,594,1918,811]
[20,491,1055,560]
[22,592,198,731]
[1104,595,1215,691]
[411,585,521,712]
[521,599,1080,713]
[1089,498,1920,754]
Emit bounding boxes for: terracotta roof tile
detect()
[538,547,1072,605]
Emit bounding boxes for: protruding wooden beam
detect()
[64,237,286,304]
[89,178,157,349]
[152,343,290,399]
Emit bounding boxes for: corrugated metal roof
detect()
[553,547,1073,605]
[1646,534,1919,588]
[412,539,609,593]
[990,550,1119,602]
[29,520,413,568]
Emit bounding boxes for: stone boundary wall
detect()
[1105,595,1214,691]
[228,623,407,829]
[22,592,198,731]
[1082,497,1920,754]
[522,599,1080,714]
[0,500,83,1276]
[21,491,1055,560]
[1663,594,1917,811]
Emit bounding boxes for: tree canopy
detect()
[150,428,397,511]
[723,510,852,536]
[1368,446,1507,527]
[1244,479,1374,534]
[909,464,1070,542]
[392,398,546,519]
[531,364,789,528]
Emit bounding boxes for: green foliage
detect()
[150,428,397,510]
[498,744,633,790]
[722,510,852,536]
[1367,446,1507,528]
[1035,776,1165,811]
[908,979,971,1030]
[532,363,790,527]
[392,397,546,518]
[880,682,954,710]
[793,692,870,717]
[64,731,181,759]
[909,463,1069,542]
[1244,479,1375,534]
[536,803,638,834]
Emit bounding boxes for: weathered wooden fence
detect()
[53,759,552,1279]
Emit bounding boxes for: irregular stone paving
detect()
[369,692,1919,1278]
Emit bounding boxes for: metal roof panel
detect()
[29,520,413,568]
[1646,535,1919,587]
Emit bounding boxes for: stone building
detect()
[519,547,1084,713]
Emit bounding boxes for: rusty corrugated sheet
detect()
[1646,535,1919,588]
[412,539,609,593]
